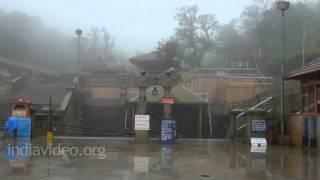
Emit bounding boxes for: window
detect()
[302,87,308,113]
[309,85,315,113]
[317,85,320,113]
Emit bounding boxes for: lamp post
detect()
[75,28,82,76]
[276,1,290,136]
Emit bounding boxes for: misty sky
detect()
[0,0,252,55]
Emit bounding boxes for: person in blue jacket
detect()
[2,116,18,140]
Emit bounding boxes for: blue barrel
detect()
[161,120,174,144]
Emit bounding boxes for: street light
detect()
[276,1,290,136]
[302,22,308,66]
[75,28,82,76]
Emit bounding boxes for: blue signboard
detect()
[251,120,266,133]
[5,116,31,139]
[16,116,31,139]
[310,116,317,148]
[161,120,174,144]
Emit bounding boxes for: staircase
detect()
[234,96,273,140]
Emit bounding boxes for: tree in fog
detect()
[0,10,124,72]
[85,27,116,61]
[212,0,320,75]
[102,28,115,61]
[0,10,76,72]
[86,27,101,59]
[174,5,218,67]
[216,20,251,66]
[244,1,320,70]
[155,38,180,69]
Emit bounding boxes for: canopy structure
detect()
[287,58,320,80]
[130,85,208,104]
[129,51,178,74]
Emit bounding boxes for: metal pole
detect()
[302,25,306,66]
[49,96,52,131]
[280,10,286,135]
[47,96,53,145]
[77,34,80,76]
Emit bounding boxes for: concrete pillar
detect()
[135,86,148,144]
[119,86,127,105]
[198,105,202,138]
[246,115,252,144]
[163,86,172,120]
[229,114,236,140]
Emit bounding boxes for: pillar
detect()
[229,114,237,140]
[135,86,148,143]
[198,105,202,138]
[161,86,175,144]
[246,115,252,144]
[119,86,127,105]
[163,86,172,119]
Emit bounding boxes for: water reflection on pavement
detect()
[0,138,318,180]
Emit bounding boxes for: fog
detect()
[0,0,319,74]
[0,0,251,55]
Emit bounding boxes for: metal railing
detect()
[235,97,273,137]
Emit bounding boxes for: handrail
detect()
[238,123,247,131]
[59,77,78,111]
[236,96,273,119]
[236,96,273,131]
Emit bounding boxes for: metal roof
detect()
[287,58,320,80]
[129,51,178,73]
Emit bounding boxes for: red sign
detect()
[14,98,31,104]
[161,97,175,104]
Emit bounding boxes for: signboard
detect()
[251,138,267,145]
[251,120,266,133]
[16,117,31,139]
[250,145,267,153]
[161,120,174,144]
[250,138,267,153]
[12,110,27,117]
[134,115,150,131]
[161,97,175,104]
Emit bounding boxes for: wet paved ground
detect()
[0,137,319,180]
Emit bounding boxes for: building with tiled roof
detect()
[287,58,320,80]
[286,57,320,149]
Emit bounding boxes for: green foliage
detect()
[0,10,119,73]
[240,1,320,70]
[165,1,320,74]
[173,5,218,68]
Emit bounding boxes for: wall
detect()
[83,87,138,100]
[288,114,320,149]
[288,114,303,146]
[187,74,268,104]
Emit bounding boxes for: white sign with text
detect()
[250,138,267,153]
[135,115,150,130]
